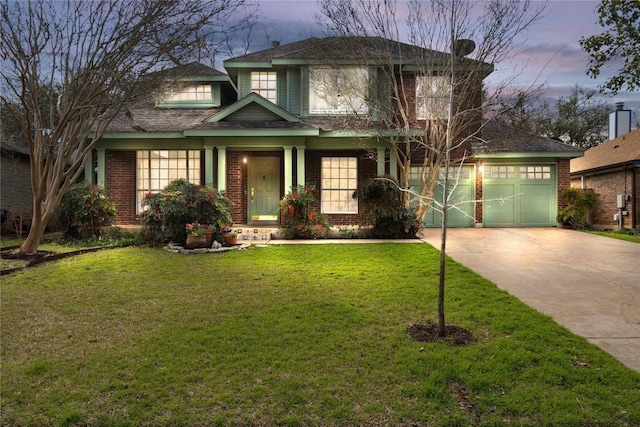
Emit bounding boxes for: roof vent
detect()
[608,102,631,140]
[271,40,280,48]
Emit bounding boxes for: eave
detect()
[474,152,583,159]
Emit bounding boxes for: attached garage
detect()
[415,165,476,228]
[472,122,583,228]
[482,163,557,227]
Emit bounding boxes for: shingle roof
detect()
[225,36,475,68]
[106,106,221,133]
[473,121,584,156]
[147,62,227,79]
[571,128,640,173]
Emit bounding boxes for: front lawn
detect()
[2,244,638,426]
[588,229,640,244]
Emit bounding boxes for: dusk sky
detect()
[242,0,640,117]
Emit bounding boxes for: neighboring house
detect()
[0,135,33,232]
[88,37,582,229]
[571,105,639,230]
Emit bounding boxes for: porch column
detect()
[217,146,227,192]
[284,146,293,192]
[96,148,106,187]
[204,147,214,188]
[296,147,305,186]
[389,148,398,179]
[376,147,385,176]
[84,152,93,184]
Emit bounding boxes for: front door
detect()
[248,157,280,224]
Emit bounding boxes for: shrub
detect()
[359,177,420,239]
[139,179,232,243]
[558,188,599,230]
[279,184,329,239]
[54,183,117,239]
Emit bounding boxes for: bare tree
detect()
[316,0,546,336]
[0,0,256,254]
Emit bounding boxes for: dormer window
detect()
[168,84,213,102]
[309,66,369,115]
[416,75,450,120]
[251,72,277,103]
[157,83,219,108]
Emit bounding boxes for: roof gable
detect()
[206,92,301,123]
[571,128,640,173]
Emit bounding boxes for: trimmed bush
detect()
[54,183,117,239]
[359,177,420,239]
[140,179,232,244]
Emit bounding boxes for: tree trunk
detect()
[19,215,47,254]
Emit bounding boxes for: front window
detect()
[416,75,450,120]
[309,66,369,115]
[251,71,277,103]
[321,157,358,213]
[167,84,213,102]
[137,150,201,212]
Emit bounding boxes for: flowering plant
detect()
[219,225,236,236]
[279,184,329,239]
[185,221,208,236]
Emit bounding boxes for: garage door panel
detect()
[520,183,554,226]
[483,184,516,226]
[483,164,556,227]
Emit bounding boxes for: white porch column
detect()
[284,146,293,192]
[389,148,398,179]
[96,148,106,187]
[296,147,305,186]
[217,146,227,192]
[204,147,214,188]
[376,147,385,176]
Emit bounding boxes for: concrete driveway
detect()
[419,228,640,372]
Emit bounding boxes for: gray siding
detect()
[287,68,302,115]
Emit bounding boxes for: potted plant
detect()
[220,225,237,246]
[185,221,208,248]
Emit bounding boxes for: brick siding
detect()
[1,152,33,228]
[106,151,138,225]
[571,167,639,229]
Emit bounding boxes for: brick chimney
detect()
[608,102,632,140]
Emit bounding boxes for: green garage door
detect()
[482,164,557,227]
[411,165,475,228]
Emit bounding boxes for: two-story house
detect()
[88,37,582,231]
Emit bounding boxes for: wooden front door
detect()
[248,157,280,224]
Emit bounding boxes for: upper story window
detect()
[168,84,213,102]
[251,71,277,103]
[309,66,369,115]
[416,76,450,120]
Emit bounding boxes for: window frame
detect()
[136,150,201,213]
[250,71,278,103]
[309,66,369,115]
[416,75,451,120]
[320,157,359,214]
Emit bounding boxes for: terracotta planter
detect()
[186,234,208,249]
[222,233,237,246]
[205,228,214,246]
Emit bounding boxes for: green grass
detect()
[2,244,639,426]
[587,230,640,244]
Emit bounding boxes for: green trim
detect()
[474,152,581,159]
[92,132,185,139]
[207,92,301,123]
[174,75,230,82]
[95,139,206,150]
[184,128,319,137]
[156,101,220,108]
[223,61,273,69]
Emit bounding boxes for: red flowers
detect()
[309,212,317,221]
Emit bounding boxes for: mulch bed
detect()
[1,246,113,275]
[407,320,475,346]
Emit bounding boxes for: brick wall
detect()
[305,149,377,225]
[571,167,638,229]
[106,151,138,225]
[557,159,571,214]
